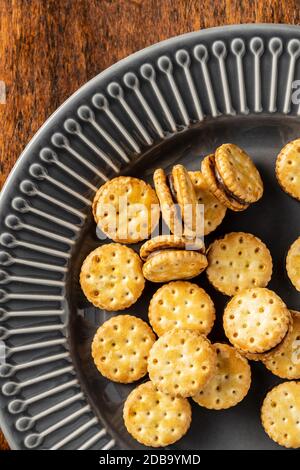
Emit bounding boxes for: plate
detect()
[1,24,300,450]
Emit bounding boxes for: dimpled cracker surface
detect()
[223,288,290,353]
[153,169,182,235]
[80,244,145,310]
[286,237,300,292]
[93,176,160,243]
[206,232,273,296]
[123,381,191,447]
[193,343,251,410]
[142,250,208,283]
[263,311,300,379]
[261,381,300,448]
[148,329,217,397]
[189,171,227,235]
[139,235,204,262]
[276,138,300,201]
[201,154,248,211]
[91,315,155,383]
[148,281,215,336]
[215,144,263,203]
[172,164,200,237]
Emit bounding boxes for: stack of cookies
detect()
[79,141,300,449]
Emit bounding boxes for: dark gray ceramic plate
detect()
[1,24,300,450]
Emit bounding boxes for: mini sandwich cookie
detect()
[263,310,300,379]
[223,288,290,354]
[286,236,300,291]
[189,171,227,235]
[148,329,217,397]
[80,243,145,310]
[206,232,273,296]
[261,381,300,448]
[92,176,160,243]
[276,138,300,201]
[92,315,155,383]
[123,381,192,447]
[201,154,248,212]
[193,343,251,410]
[140,235,207,283]
[202,144,263,211]
[153,165,202,238]
[148,281,215,336]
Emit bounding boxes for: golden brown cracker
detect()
[276,138,300,201]
[93,176,160,243]
[193,343,251,410]
[80,244,145,310]
[142,250,208,283]
[261,381,300,448]
[148,281,215,336]
[123,381,191,447]
[223,288,290,354]
[91,315,155,383]
[286,237,300,292]
[263,310,300,379]
[206,232,273,296]
[201,154,248,211]
[148,329,217,397]
[215,143,263,203]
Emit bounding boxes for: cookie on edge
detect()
[80,243,145,310]
[206,232,273,296]
[123,381,191,447]
[286,236,300,292]
[189,170,227,235]
[93,176,160,243]
[223,288,290,354]
[92,315,155,383]
[148,281,215,336]
[276,138,300,201]
[215,143,263,204]
[148,329,217,397]
[263,310,300,379]
[201,154,248,211]
[193,343,251,410]
[261,381,300,448]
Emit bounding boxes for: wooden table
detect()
[0,0,299,450]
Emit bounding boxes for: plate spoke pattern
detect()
[0,27,300,449]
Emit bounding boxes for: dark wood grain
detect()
[0,0,299,450]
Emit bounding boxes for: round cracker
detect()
[206,232,273,296]
[276,138,300,201]
[148,329,217,397]
[142,250,208,283]
[193,343,251,410]
[93,176,160,243]
[91,315,155,383]
[201,154,248,211]
[215,143,263,203]
[263,310,300,379]
[80,244,145,310]
[148,281,215,336]
[286,236,300,292]
[140,235,204,262]
[153,168,182,235]
[261,381,300,448]
[223,288,290,354]
[123,381,191,447]
[172,164,201,237]
[189,171,227,235]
